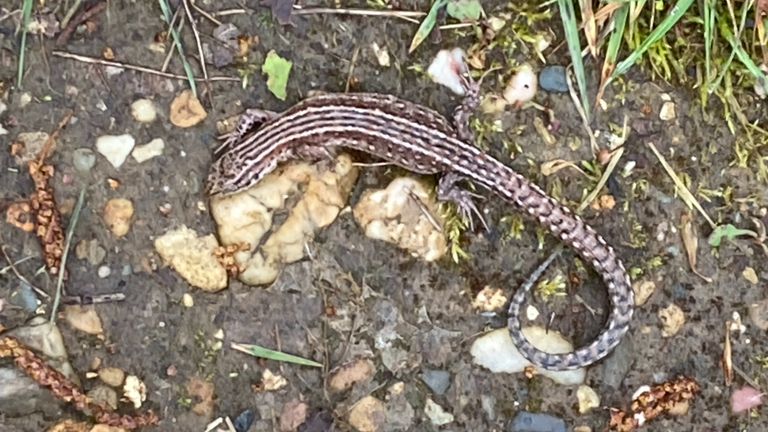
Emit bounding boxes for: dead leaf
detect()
[328,358,375,393]
[170,90,207,128]
[723,321,733,386]
[680,213,713,283]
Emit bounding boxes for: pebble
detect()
[96,134,135,169]
[132,138,165,163]
[103,198,135,238]
[748,299,768,330]
[98,367,126,387]
[182,293,194,308]
[424,398,454,426]
[130,99,158,123]
[72,148,97,173]
[121,264,132,276]
[470,327,585,385]
[420,369,451,396]
[577,385,600,413]
[503,64,538,105]
[347,396,386,432]
[97,266,111,278]
[509,411,567,432]
[659,100,676,121]
[539,65,569,93]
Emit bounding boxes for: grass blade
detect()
[597,3,629,104]
[231,342,323,367]
[157,0,198,97]
[17,0,34,88]
[50,187,87,323]
[409,0,448,53]
[611,0,694,81]
[557,0,590,119]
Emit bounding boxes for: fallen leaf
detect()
[446,0,484,21]
[262,50,292,101]
[722,321,733,386]
[680,213,713,283]
[409,0,447,53]
[708,223,758,247]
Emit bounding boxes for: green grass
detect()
[157,0,198,97]
[17,0,33,88]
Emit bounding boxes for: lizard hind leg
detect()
[214,108,279,157]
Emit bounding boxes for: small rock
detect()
[96,134,135,169]
[121,264,132,276]
[72,148,97,173]
[123,375,146,409]
[132,138,165,163]
[633,280,656,306]
[328,358,375,393]
[539,65,569,93]
[659,101,676,121]
[470,327,586,385]
[279,399,309,432]
[576,385,600,414]
[75,239,107,266]
[87,385,118,410]
[371,42,390,67]
[347,396,386,432]
[503,64,537,106]
[472,286,507,312]
[170,90,207,128]
[262,369,287,391]
[182,293,194,308]
[234,409,256,432]
[424,398,453,426]
[420,369,451,396]
[12,132,49,165]
[427,48,469,96]
[658,303,685,337]
[97,265,111,278]
[742,267,758,285]
[130,99,158,123]
[154,225,228,292]
[98,367,125,387]
[748,299,768,330]
[509,411,566,432]
[103,198,134,237]
[63,305,104,335]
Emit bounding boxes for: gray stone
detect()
[509,411,567,432]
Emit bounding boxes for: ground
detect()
[1,1,767,432]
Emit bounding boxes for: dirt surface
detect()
[1,1,768,431]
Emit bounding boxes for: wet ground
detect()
[1,1,768,431]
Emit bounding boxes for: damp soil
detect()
[1,1,767,431]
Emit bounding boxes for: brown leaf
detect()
[680,213,713,283]
[723,321,733,386]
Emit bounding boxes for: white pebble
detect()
[132,138,165,163]
[96,134,135,169]
[659,101,676,121]
[427,48,468,96]
[97,266,111,278]
[131,99,158,123]
[470,327,585,385]
[503,64,538,106]
[182,293,194,308]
